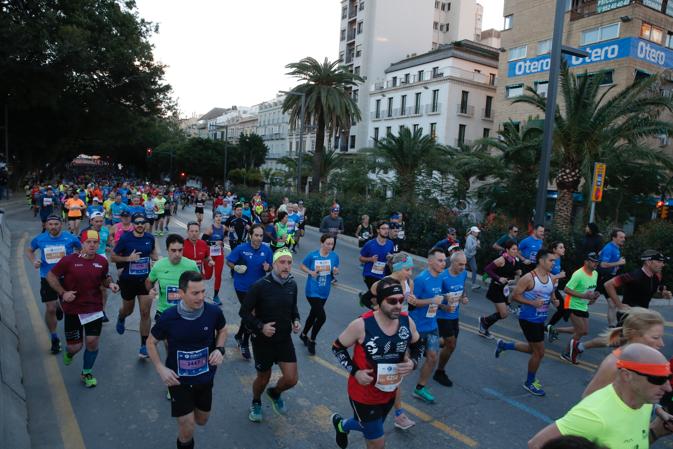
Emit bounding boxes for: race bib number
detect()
[314,259,332,276]
[44,245,66,265]
[177,348,209,377]
[129,257,150,276]
[375,363,402,392]
[536,297,550,316]
[371,261,386,275]
[444,291,462,313]
[166,285,180,305]
[503,285,511,298]
[426,302,439,318]
[210,244,222,257]
[397,230,405,240]
[43,197,53,206]
[78,311,104,325]
[361,231,370,240]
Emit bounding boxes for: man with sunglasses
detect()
[111,212,159,358]
[492,224,519,253]
[330,277,423,449]
[433,227,461,255]
[528,343,673,449]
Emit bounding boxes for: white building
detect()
[368,40,499,147]
[337,0,482,153]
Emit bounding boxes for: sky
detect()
[135,0,505,118]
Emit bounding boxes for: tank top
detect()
[211,224,225,242]
[348,311,411,405]
[209,224,226,257]
[519,271,554,323]
[402,279,411,313]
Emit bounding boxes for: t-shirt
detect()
[225,216,252,243]
[495,233,517,248]
[144,199,157,219]
[303,250,340,299]
[39,194,56,217]
[113,232,155,279]
[599,241,622,276]
[556,384,651,449]
[148,257,199,313]
[287,213,301,235]
[564,267,598,312]
[154,197,167,214]
[113,223,133,244]
[65,198,86,218]
[110,202,127,223]
[439,269,467,320]
[518,236,543,263]
[86,205,104,217]
[410,269,448,333]
[613,268,663,309]
[360,239,395,280]
[151,304,226,385]
[30,231,81,278]
[50,253,109,314]
[226,242,273,293]
[126,205,144,217]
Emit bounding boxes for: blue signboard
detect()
[507,37,673,78]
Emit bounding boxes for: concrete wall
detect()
[0,213,30,449]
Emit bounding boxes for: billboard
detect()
[596,0,631,13]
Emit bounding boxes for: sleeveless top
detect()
[348,310,411,405]
[519,271,554,323]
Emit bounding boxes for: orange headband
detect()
[617,359,672,376]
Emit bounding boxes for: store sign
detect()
[597,0,631,13]
[507,38,673,78]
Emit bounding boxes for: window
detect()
[432,66,441,77]
[444,23,450,33]
[434,22,439,30]
[341,6,347,19]
[289,141,293,151]
[373,127,379,141]
[399,125,405,133]
[447,2,451,10]
[430,123,437,139]
[355,45,362,57]
[489,73,496,86]
[339,51,345,61]
[340,29,346,41]
[349,135,356,149]
[641,22,664,44]
[460,90,469,113]
[635,70,651,82]
[668,2,673,16]
[431,89,440,112]
[359,1,365,11]
[667,33,673,49]
[439,24,444,32]
[357,21,363,34]
[506,84,524,98]
[578,70,614,86]
[441,2,445,10]
[580,23,619,45]
[484,95,493,118]
[352,89,359,102]
[508,45,527,61]
[386,126,392,135]
[435,1,440,8]
[535,80,549,97]
[375,99,381,118]
[354,66,360,75]
[458,124,466,145]
[403,73,410,84]
[504,15,513,30]
[414,92,422,114]
[538,39,552,55]
[644,0,664,11]
[413,124,420,133]
[392,76,398,87]
[387,97,393,117]
[418,70,424,81]
[400,95,407,115]
[483,128,490,138]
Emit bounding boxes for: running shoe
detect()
[116,316,126,335]
[560,352,573,363]
[239,341,251,360]
[433,370,453,387]
[308,339,316,356]
[138,345,149,359]
[63,351,74,366]
[56,307,64,321]
[471,284,481,291]
[523,379,545,396]
[569,338,581,364]
[546,324,559,343]
[494,338,505,358]
[212,295,222,306]
[248,403,263,422]
[478,316,493,339]
[393,411,416,430]
[166,390,171,401]
[299,333,309,347]
[101,312,109,323]
[80,372,97,388]
[50,338,62,355]
[331,413,349,449]
[266,388,287,415]
[412,386,435,403]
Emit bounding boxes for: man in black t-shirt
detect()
[224,203,252,251]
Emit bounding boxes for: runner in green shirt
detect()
[145,234,199,319]
[153,191,168,236]
[555,252,600,364]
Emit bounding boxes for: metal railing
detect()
[457,104,475,117]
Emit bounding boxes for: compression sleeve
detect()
[332,339,358,376]
[409,339,425,369]
[485,261,500,282]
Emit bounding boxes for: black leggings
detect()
[302,297,327,341]
[235,290,250,345]
[547,289,568,326]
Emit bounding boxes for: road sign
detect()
[591,163,606,202]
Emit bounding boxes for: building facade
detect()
[368,40,499,147]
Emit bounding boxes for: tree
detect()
[282,57,363,192]
[238,133,269,171]
[513,65,673,234]
[445,140,502,204]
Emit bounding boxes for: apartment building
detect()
[338,0,482,152]
[368,40,499,147]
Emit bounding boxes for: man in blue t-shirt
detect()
[109,194,128,225]
[409,247,448,404]
[598,229,626,326]
[359,221,395,289]
[147,270,227,449]
[226,224,272,360]
[26,215,81,354]
[518,224,545,273]
[38,187,58,229]
[86,197,104,218]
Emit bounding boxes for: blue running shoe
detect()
[116,316,126,335]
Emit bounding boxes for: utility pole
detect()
[223,125,229,190]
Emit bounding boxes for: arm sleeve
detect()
[239,283,264,335]
[485,261,500,280]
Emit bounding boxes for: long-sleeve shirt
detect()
[464,235,479,259]
[239,273,299,342]
[319,215,344,237]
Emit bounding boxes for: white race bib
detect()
[78,311,104,325]
[375,363,402,392]
[371,261,386,275]
[43,197,53,206]
[426,302,438,318]
[210,244,222,257]
[444,291,462,313]
[44,245,67,265]
[503,285,511,298]
[314,259,332,276]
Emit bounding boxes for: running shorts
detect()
[251,336,296,372]
[64,313,103,344]
[348,397,395,440]
[40,278,59,302]
[169,383,213,417]
[437,318,459,338]
[519,319,545,343]
[119,276,150,300]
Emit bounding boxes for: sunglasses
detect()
[133,221,147,225]
[627,369,673,385]
[383,297,405,305]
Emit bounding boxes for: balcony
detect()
[348,7,357,19]
[347,29,356,41]
[426,103,442,115]
[456,104,475,117]
[455,138,472,147]
[372,67,498,92]
[569,0,656,21]
[481,108,494,121]
[345,53,354,64]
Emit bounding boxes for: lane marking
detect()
[17,233,87,449]
[482,387,553,424]
[590,309,673,329]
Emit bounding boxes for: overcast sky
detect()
[134,0,505,118]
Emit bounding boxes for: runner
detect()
[546,242,571,337]
[492,224,519,253]
[82,211,113,322]
[154,191,168,236]
[109,193,128,228]
[164,189,175,231]
[26,215,82,354]
[226,224,272,360]
[147,270,227,449]
[464,226,481,290]
[479,240,521,338]
[408,247,448,403]
[202,212,226,305]
[330,277,422,449]
[64,191,86,234]
[112,210,133,245]
[46,230,119,387]
[434,251,468,388]
[433,227,461,254]
[225,202,252,252]
[494,249,557,396]
[182,222,215,285]
[518,224,544,274]
[355,215,373,248]
[111,212,159,358]
[194,192,206,226]
[286,203,301,253]
[144,193,157,234]
[37,186,57,230]
[296,200,307,245]
[271,211,290,252]
[240,248,300,422]
[597,229,626,327]
[319,206,344,249]
[359,222,394,289]
[299,234,340,355]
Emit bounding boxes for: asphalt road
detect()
[5,198,673,449]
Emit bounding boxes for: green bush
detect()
[622,220,673,289]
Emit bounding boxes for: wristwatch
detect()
[215,346,225,356]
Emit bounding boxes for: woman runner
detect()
[479,240,521,338]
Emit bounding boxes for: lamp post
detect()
[281,91,306,194]
[533,0,589,226]
[223,125,229,191]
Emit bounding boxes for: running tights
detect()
[302,297,327,340]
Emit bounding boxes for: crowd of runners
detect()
[16,173,673,449]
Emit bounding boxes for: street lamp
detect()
[533,0,589,226]
[280,90,306,194]
[223,125,229,191]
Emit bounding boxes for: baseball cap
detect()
[585,252,600,263]
[89,211,104,219]
[641,250,667,262]
[92,197,100,202]
[469,226,481,233]
[45,214,61,223]
[131,212,146,222]
[447,227,457,235]
[331,206,340,212]
[120,210,131,217]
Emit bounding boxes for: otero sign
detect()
[507,37,673,78]
[596,0,631,13]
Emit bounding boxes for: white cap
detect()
[470,226,481,233]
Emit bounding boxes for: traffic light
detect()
[180,172,186,178]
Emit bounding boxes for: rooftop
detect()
[385,40,500,74]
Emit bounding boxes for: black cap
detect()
[585,252,600,262]
[447,227,457,235]
[120,210,131,217]
[131,212,145,221]
[641,250,667,262]
[45,214,61,222]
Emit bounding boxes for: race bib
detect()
[371,261,386,275]
[177,348,209,377]
[503,285,511,298]
[129,257,150,276]
[43,197,53,206]
[314,259,332,276]
[44,245,67,265]
[535,297,550,316]
[166,285,180,305]
[397,230,405,240]
[210,244,222,257]
[78,311,104,325]
[444,291,463,313]
[375,363,402,392]
[426,302,439,318]
[361,231,370,239]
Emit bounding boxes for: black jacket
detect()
[239,273,299,341]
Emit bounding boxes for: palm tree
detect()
[366,127,445,203]
[513,65,673,234]
[283,57,363,192]
[446,140,503,204]
[321,148,343,182]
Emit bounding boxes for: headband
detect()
[392,255,414,272]
[377,284,404,302]
[273,248,293,263]
[616,359,671,376]
[80,230,100,243]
